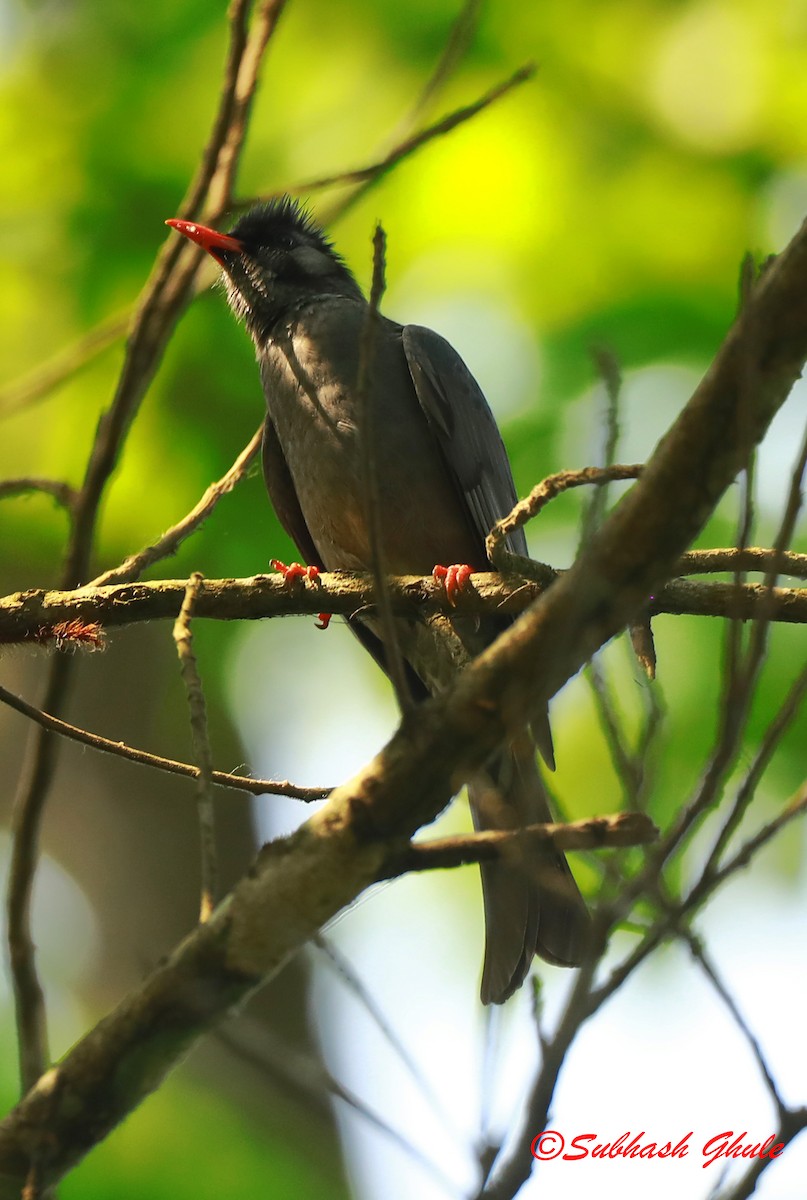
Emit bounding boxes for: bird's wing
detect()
[402,325,528,557]
[263,411,429,698]
[261,416,324,568]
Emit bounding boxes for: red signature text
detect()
[530,1130,786,1167]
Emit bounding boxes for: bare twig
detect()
[590,781,807,1019]
[356,224,413,711]
[580,347,623,544]
[395,0,483,131]
[0,478,77,511]
[475,953,603,1199]
[682,929,785,1116]
[744,419,807,676]
[379,813,657,880]
[173,575,217,922]
[90,425,263,587]
[217,1019,461,1195]
[586,659,647,808]
[239,63,537,219]
[698,780,807,897]
[0,681,328,801]
[313,935,466,1147]
[701,660,807,880]
[486,464,643,567]
[656,421,807,872]
[710,1107,807,1200]
[0,312,129,417]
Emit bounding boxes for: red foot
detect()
[433,563,473,605]
[271,559,331,629]
[270,558,320,583]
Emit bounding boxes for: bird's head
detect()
[166,197,362,341]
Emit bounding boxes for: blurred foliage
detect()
[1,0,806,1194]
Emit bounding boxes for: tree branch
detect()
[1,565,804,646]
[89,425,263,588]
[172,575,218,922]
[1,200,806,1194]
[0,683,329,801]
[379,813,658,880]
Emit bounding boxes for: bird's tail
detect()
[469,734,590,1005]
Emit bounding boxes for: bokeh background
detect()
[1,0,806,1197]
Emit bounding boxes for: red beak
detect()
[165,218,243,263]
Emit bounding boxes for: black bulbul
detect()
[167,199,589,1002]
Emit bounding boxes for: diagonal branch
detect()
[5,0,290,1095]
[89,424,263,588]
[0,682,329,801]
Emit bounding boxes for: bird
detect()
[166,199,589,1003]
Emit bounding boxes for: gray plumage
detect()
[171,198,589,1002]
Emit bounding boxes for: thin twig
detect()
[701,660,807,880]
[90,425,263,587]
[242,63,537,221]
[475,952,603,1199]
[0,478,77,511]
[486,464,643,567]
[216,1019,462,1196]
[0,312,129,417]
[682,929,785,1117]
[580,347,622,545]
[590,781,807,1017]
[709,1107,807,1200]
[661,421,807,868]
[743,419,807,678]
[379,812,657,880]
[585,658,646,808]
[313,935,466,1147]
[700,780,807,896]
[356,224,413,711]
[0,681,328,800]
[395,0,483,131]
[173,575,217,922]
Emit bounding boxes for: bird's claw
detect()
[270,558,320,583]
[433,563,473,605]
[271,560,331,629]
